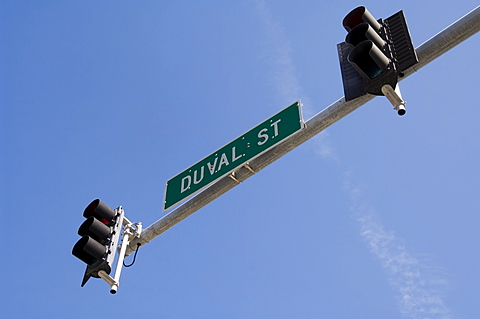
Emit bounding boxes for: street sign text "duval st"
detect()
[163,101,305,211]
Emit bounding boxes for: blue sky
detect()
[2,1,479,318]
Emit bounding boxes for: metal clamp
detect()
[243,163,256,174]
[228,172,241,184]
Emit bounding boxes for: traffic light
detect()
[337,6,418,115]
[72,199,124,287]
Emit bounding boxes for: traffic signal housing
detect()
[337,6,418,114]
[72,199,124,287]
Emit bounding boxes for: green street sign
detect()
[163,101,305,211]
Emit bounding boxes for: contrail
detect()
[254,0,312,116]
[344,173,452,319]
[255,2,452,317]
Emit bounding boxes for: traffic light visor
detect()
[343,6,381,32]
[345,22,386,49]
[348,40,390,79]
[78,217,111,243]
[83,199,116,224]
[72,236,106,265]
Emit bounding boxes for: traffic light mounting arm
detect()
[99,214,142,294]
[381,84,406,115]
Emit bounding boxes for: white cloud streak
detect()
[312,130,339,161]
[344,173,452,319]
[255,3,452,317]
[254,0,313,116]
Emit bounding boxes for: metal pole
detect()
[109,231,130,294]
[126,6,480,256]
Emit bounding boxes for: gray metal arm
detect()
[126,6,480,256]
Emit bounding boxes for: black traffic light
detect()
[337,6,418,113]
[72,199,124,287]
